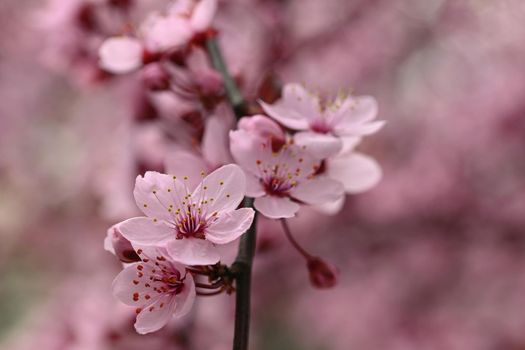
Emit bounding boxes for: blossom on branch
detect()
[117,164,254,265]
[112,246,196,334]
[230,115,345,219]
[260,83,385,159]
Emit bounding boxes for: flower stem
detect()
[280,219,313,260]
[205,35,257,350]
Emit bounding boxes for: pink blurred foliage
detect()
[2,0,525,349]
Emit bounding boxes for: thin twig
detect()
[280,218,313,260]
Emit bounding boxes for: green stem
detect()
[205,36,258,350]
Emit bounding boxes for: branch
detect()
[205,35,258,350]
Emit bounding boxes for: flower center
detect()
[310,119,332,134]
[175,204,208,239]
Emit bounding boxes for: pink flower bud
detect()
[104,225,140,263]
[141,63,171,91]
[307,257,339,289]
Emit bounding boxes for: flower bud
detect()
[141,63,171,91]
[104,225,140,263]
[307,257,339,289]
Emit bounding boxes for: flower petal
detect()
[98,36,143,74]
[290,177,344,205]
[118,217,173,245]
[141,13,193,52]
[259,83,319,130]
[315,196,345,215]
[173,272,196,318]
[245,172,265,197]
[134,171,188,221]
[135,294,177,334]
[328,152,382,193]
[294,131,342,159]
[112,262,166,306]
[202,113,233,167]
[229,129,262,175]
[190,0,217,32]
[167,238,220,265]
[254,196,299,219]
[206,208,255,244]
[165,151,208,191]
[191,164,246,215]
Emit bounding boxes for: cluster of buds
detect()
[100,0,383,335]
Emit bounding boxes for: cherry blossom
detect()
[117,164,254,265]
[230,116,345,219]
[260,83,385,159]
[112,246,196,334]
[104,224,140,263]
[98,0,218,74]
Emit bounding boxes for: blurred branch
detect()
[205,36,258,350]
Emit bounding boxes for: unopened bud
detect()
[307,257,339,289]
[104,225,140,263]
[142,63,171,91]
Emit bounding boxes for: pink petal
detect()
[254,196,299,219]
[206,208,255,244]
[316,196,346,215]
[341,136,362,153]
[229,129,262,175]
[135,294,178,334]
[245,172,265,197]
[173,272,196,317]
[260,100,310,130]
[165,151,208,191]
[202,113,233,167]
[112,262,166,306]
[294,131,342,159]
[191,164,246,215]
[238,115,285,143]
[190,0,217,32]
[141,13,193,52]
[328,152,382,193]
[338,120,386,136]
[98,37,143,74]
[290,177,344,205]
[134,171,188,221]
[118,217,173,245]
[167,238,220,265]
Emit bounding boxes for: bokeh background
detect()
[2,0,525,349]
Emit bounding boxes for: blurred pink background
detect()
[2,0,525,349]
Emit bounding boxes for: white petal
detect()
[254,196,299,219]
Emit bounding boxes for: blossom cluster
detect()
[96,0,383,335]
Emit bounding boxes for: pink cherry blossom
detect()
[117,164,254,265]
[260,83,385,158]
[98,0,217,74]
[230,117,345,219]
[112,246,196,334]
